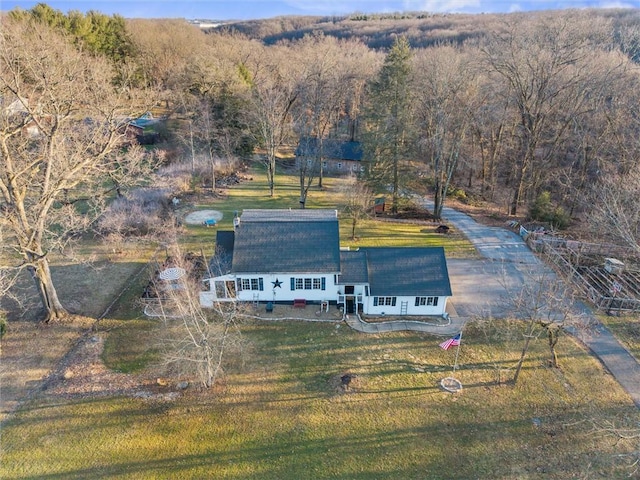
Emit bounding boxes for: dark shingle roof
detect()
[296,137,363,162]
[232,209,341,274]
[338,250,368,284]
[363,247,452,297]
[210,231,234,276]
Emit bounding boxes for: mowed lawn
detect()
[1,320,637,479]
[179,164,477,257]
[1,165,638,479]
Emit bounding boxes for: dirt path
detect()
[37,333,154,400]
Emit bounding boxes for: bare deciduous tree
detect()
[589,417,640,477]
[154,249,245,388]
[293,35,345,206]
[0,18,155,322]
[589,164,640,255]
[413,46,476,220]
[127,18,206,90]
[241,46,300,197]
[499,264,584,384]
[482,14,609,216]
[341,175,373,240]
[292,34,377,206]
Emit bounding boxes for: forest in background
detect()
[218,8,640,54]
[3,3,640,319]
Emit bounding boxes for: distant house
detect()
[200,209,452,317]
[295,137,364,175]
[123,112,160,145]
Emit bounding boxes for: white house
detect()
[200,209,452,317]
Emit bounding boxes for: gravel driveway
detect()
[431,200,640,408]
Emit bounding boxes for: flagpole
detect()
[452,331,462,373]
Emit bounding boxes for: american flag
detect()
[439,333,462,351]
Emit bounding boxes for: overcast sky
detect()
[1,0,638,20]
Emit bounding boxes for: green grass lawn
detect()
[179,165,476,258]
[1,320,637,479]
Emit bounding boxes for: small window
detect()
[239,277,263,291]
[415,296,439,306]
[337,162,343,169]
[292,277,325,290]
[374,296,396,306]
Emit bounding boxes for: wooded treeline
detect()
[134,7,640,230]
[3,4,640,320]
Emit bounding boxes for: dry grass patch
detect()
[600,313,640,361]
[0,242,156,423]
[0,316,93,422]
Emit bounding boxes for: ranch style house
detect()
[200,209,452,317]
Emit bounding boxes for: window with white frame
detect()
[337,162,343,169]
[291,277,326,290]
[373,296,396,306]
[415,296,439,306]
[238,277,264,291]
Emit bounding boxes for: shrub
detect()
[529,191,570,229]
[449,187,467,202]
[98,188,172,237]
[156,156,242,193]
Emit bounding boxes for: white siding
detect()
[363,296,447,316]
[207,273,340,303]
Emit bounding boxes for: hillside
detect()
[214,8,640,52]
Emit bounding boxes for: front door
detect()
[345,296,355,314]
